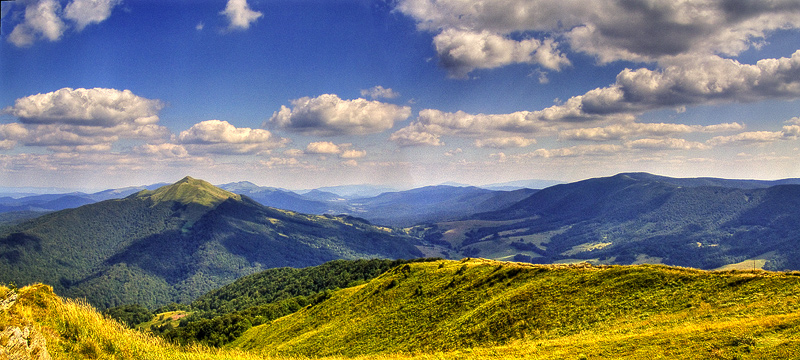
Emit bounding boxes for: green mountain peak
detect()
[132,176,241,207]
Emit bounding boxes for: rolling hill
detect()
[417,173,800,270]
[0,177,423,309]
[230,259,800,358]
[7,260,800,359]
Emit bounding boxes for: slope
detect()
[419,173,800,270]
[0,283,263,360]
[0,177,423,309]
[231,259,800,358]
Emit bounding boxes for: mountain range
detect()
[0,177,422,309]
[4,172,800,311]
[419,172,800,270]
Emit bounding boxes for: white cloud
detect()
[707,129,798,146]
[394,50,800,146]
[305,141,366,159]
[283,148,304,157]
[221,0,263,31]
[360,86,400,99]
[389,107,617,147]
[396,0,800,65]
[623,138,709,150]
[2,88,169,150]
[7,0,121,47]
[521,144,624,158]
[63,0,121,31]
[134,143,190,158]
[340,149,367,159]
[341,159,359,167]
[261,157,303,169]
[432,28,569,78]
[269,94,412,136]
[177,120,287,155]
[5,87,164,127]
[388,124,444,147]
[8,0,66,47]
[474,136,536,149]
[444,148,463,156]
[559,122,744,141]
[305,141,341,154]
[47,143,112,153]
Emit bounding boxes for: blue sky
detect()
[1,0,800,191]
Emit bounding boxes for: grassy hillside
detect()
[136,258,440,346]
[5,260,800,359]
[0,283,265,360]
[232,259,800,358]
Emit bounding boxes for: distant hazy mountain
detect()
[418,173,800,270]
[301,184,400,199]
[0,183,166,216]
[344,186,538,227]
[0,177,422,309]
[218,182,342,215]
[220,183,538,227]
[479,179,565,191]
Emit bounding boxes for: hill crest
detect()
[130,176,241,207]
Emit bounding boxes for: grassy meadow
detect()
[3,259,800,359]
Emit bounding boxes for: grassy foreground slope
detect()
[5,260,800,360]
[0,284,264,360]
[233,259,800,359]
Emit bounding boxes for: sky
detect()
[1,0,800,191]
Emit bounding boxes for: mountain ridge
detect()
[0,177,423,309]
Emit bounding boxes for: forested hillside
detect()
[0,177,423,309]
[418,173,800,270]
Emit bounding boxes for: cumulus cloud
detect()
[64,0,121,31]
[7,0,121,47]
[177,120,288,155]
[221,0,263,31]
[134,143,190,158]
[707,129,798,146]
[261,157,305,169]
[388,107,627,147]
[394,49,800,147]
[340,149,367,159]
[5,87,164,126]
[361,86,400,100]
[395,0,800,65]
[1,88,169,150]
[433,29,570,78]
[474,136,536,149]
[522,144,624,158]
[304,141,367,159]
[388,124,444,147]
[269,94,412,136]
[305,141,341,154]
[8,0,66,47]
[624,138,709,150]
[559,122,744,141]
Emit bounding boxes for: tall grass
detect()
[5,259,800,360]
